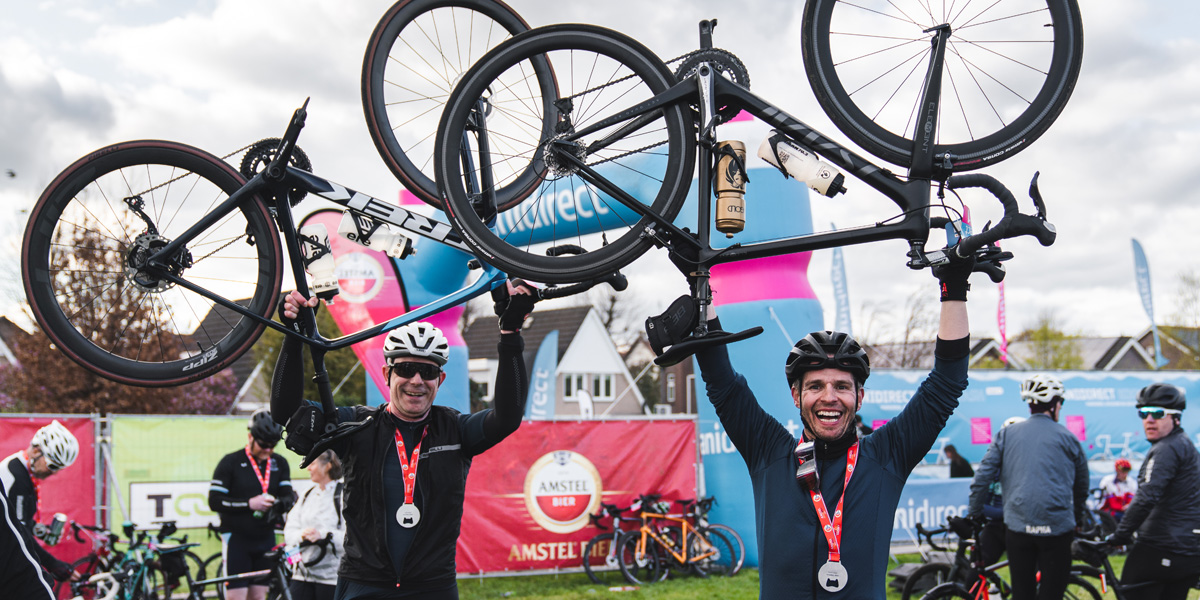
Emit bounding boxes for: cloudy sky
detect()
[2,0,1198,344]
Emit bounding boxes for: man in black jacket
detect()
[1107,383,1200,600]
[273,280,535,600]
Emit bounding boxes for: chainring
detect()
[673,49,751,124]
[239,137,314,205]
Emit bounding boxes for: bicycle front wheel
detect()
[436,24,696,283]
[582,533,624,586]
[693,526,738,577]
[802,0,1083,171]
[21,141,282,386]
[616,531,662,586]
[920,581,973,599]
[901,562,954,600]
[362,0,554,208]
[703,523,745,576]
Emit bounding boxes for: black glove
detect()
[492,279,538,331]
[932,247,976,302]
[48,560,73,582]
[284,404,326,456]
[1104,531,1132,547]
[277,297,313,335]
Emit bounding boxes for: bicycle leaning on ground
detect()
[432,1,1079,362]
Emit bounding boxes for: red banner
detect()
[0,416,96,568]
[457,419,696,573]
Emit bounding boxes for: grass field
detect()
[457,554,1200,599]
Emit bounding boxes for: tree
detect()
[2,222,238,413]
[1012,309,1083,370]
[857,287,938,368]
[252,305,366,408]
[1169,267,1200,328]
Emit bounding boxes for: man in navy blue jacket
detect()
[696,259,972,599]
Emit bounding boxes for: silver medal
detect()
[817,560,849,592]
[396,503,421,528]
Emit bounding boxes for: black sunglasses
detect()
[253,437,277,449]
[389,362,442,381]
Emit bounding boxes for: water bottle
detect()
[337,211,415,259]
[757,130,846,197]
[714,140,747,238]
[43,513,68,546]
[298,223,339,302]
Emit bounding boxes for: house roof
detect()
[462,305,592,365]
[184,299,263,386]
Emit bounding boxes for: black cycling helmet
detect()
[248,409,283,445]
[1136,383,1186,411]
[785,331,870,386]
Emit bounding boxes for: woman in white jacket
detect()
[283,450,345,600]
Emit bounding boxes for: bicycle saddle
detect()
[653,326,764,367]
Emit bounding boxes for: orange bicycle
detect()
[616,496,738,584]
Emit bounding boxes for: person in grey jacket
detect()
[1107,383,1200,600]
[967,373,1088,600]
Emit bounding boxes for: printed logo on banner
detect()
[335,252,385,304]
[130,482,218,529]
[523,451,602,533]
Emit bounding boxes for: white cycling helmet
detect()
[31,420,79,470]
[1020,374,1066,405]
[383,322,449,366]
[1002,416,1026,428]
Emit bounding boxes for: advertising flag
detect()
[830,223,853,335]
[998,281,1008,364]
[525,331,558,420]
[1132,239,1169,368]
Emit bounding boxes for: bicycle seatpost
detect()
[699,19,716,50]
[267,98,309,181]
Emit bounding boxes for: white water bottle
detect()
[337,211,415,259]
[298,223,339,302]
[757,131,846,197]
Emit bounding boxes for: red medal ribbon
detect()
[393,426,428,505]
[244,446,273,495]
[806,440,858,563]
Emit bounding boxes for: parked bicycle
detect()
[54,522,123,599]
[581,499,644,586]
[675,496,745,577]
[190,537,331,600]
[615,494,739,584]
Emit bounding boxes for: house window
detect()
[666,373,676,404]
[592,374,613,402]
[565,374,586,400]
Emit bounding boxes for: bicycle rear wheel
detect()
[1063,574,1101,600]
[362,0,554,208]
[802,0,1083,171]
[436,24,696,283]
[21,141,282,386]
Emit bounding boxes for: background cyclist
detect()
[209,409,295,600]
[1105,383,1200,599]
[0,420,81,585]
[694,252,974,599]
[967,374,1088,600]
[272,280,535,600]
[1098,458,1136,526]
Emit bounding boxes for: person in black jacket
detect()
[1,483,54,600]
[1107,383,1200,600]
[0,420,80,586]
[208,410,295,600]
[272,280,535,600]
[945,444,974,478]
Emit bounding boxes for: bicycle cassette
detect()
[673,49,751,124]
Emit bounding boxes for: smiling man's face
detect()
[794,368,864,442]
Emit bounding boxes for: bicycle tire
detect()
[57,555,107,599]
[582,533,624,585]
[154,549,207,599]
[436,24,696,283]
[901,562,955,600]
[615,531,662,586]
[693,526,738,577]
[1062,574,1101,600]
[802,0,1083,171]
[702,523,744,576]
[920,581,973,599]
[361,0,554,209]
[21,141,282,387]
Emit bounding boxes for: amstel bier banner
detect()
[457,419,696,573]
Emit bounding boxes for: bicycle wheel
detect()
[21,141,282,386]
[901,562,955,600]
[582,533,624,586]
[1063,574,1101,600]
[802,0,1083,171]
[436,24,696,283]
[57,555,105,599]
[362,0,554,208]
[920,581,972,599]
[703,523,745,576]
[615,531,662,586]
[693,526,738,577]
